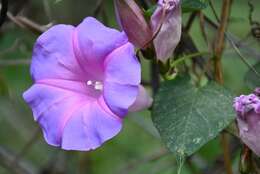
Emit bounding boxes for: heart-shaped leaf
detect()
[152,76,235,157]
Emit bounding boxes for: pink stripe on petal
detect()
[31,25,85,81]
[57,98,88,144]
[61,101,122,151]
[36,79,100,98]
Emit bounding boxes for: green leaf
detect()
[245,62,260,90]
[181,0,209,13]
[144,5,157,18]
[152,76,235,157]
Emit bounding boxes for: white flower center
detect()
[86,80,103,91]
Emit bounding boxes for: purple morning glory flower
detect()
[23,17,152,151]
[151,0,182,62]
[233,90,260,156]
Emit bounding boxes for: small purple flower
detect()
[151,0,182,62]
[233,90,260,156]
[23,17,152,151]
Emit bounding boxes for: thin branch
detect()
[0,59,30,66]
[13,127,41,164]
[221,133,233,174]
[0,146,37,174]
[40,152,67,174]
[117,148,169,174]
[93,0,105,17]
[7,12,25,28]
[185,12,197,32]
[203,14,260,60]
[42,0,53,22]
[198,12,210,50]
[16,16,51,34]
[171,52,210,67]
[213,0,232,84]
[7,12,51,34]
[0,39,21,56]
[211,1,233,174]
[227,35,260,78]
[203,138,241,174]
[175,32,214,80]
[205,4,260,78]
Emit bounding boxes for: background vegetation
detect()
[0,0,259,174]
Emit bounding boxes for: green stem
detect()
[170,52,210,67]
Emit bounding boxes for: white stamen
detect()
[86,80,103,91]
[94,81,103,90]
[87,80,93,85]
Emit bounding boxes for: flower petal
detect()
[23,83,90,146]
[237,111,260,156]
[151,4,182,62]
[234,93,260,156]
[129,85,153,112]
[61,98,122,151]
[31,25,85,81]
[104,42,140,85]
[103,42,141,117]
[23,81,122,151]
[74,17,128,81]
[103,82,138,117]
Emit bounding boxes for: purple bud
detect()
[254,88,260,96]
[151,0,182,62]
[158,0,179,11]
[233,90,260,156]
[114,0,153,48]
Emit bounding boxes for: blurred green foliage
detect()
[0,0,259,174]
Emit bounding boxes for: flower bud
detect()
[254,88,260,96]
[114,0,153,48]
[233,90,260,156]
[151,0,182,62]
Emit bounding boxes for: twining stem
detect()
[198,12,210,50]
[226,35,260,78]
[213,0,231,84]
[221,133,233,174]
[202,12,260,78]
[212,0,233,174]
[171,52,210,67]
[12,127,41,165]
